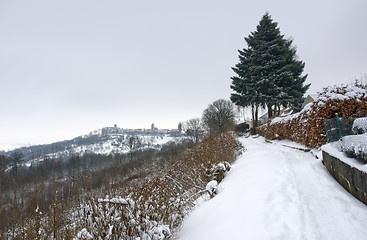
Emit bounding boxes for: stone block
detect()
[339,160,352,183]
[322,150,367,205]
[352,167,364,191]
[362,171,367,194]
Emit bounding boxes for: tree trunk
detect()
[12,178,17,239]
[267,103,273,119]
[255,104,259,127]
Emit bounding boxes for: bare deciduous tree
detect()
[184,118,204,143]
[202,99,236,135]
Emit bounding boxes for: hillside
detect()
[1,126,186,168]
[0,129,241,239]
[178,136,367,239]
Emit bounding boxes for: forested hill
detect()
[1,126,186,164]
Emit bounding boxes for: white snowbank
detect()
[179,136,367,240]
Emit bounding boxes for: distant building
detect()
[102,125,123,135]
[151,123,158,131]
[301,95,317,109]
[259,112,268,124]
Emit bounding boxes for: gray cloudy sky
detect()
[1,0,366,147]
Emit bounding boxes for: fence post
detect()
[335,113,343,140]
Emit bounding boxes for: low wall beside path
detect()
[322,151,367,205]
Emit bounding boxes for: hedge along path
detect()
[257,83,367,148]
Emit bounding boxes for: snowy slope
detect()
[2,128,187,169]
[178,136,367,240]
[17,133,186,167]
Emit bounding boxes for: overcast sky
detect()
[1,0,366,148]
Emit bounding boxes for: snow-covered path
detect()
[178,136,367,240]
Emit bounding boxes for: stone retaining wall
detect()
[322,151,367,205]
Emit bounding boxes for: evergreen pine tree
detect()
[231,47,261,125]
[231,12,310,121]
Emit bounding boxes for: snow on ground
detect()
[178,136,367,240]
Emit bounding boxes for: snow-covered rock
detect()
[206,180,218,198]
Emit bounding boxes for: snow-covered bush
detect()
[339,133,367,164]
[353,117,367,134]
[206,162,231,183]
[76,228,93,240]
[206,180,218,198]
[74,196,171,240]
